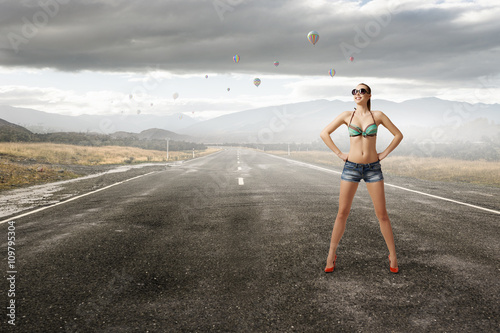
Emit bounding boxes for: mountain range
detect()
[1,97,499,144]
[0,105,197,134]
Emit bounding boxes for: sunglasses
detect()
[351,88,369,95]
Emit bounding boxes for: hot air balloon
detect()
[233,55,240,63]
[173,92,179,100]
[274,61,279,67]
[329,69,336,77]
[349,56,354,62]
[253,78,261,87]
[227,88,231,92]
[307,30,319,46]
[205,75,208,78]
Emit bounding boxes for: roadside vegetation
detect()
[0,143,219,191]
[0,161,80,191]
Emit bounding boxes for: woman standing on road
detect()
[320,83,403,274]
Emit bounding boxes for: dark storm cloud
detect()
[0,0,498,82]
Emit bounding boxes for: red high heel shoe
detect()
[388,254,399,273]
[324,255,337,273]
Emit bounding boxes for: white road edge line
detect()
[238,177,244,185]
[267,154,500,215]
[383,183,500,215]
[0,171,157,224]
[0,149,225,224]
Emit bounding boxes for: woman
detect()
[320,83,403,274]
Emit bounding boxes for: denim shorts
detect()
[341,160,384,183]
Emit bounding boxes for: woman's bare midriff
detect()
[347,136,378,164]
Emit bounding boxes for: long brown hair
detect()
[358,83,372,111]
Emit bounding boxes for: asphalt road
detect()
[1,148,499,332]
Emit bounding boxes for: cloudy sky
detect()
[0,0,499,120]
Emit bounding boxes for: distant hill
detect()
[0,119,204,152]
[0,118,34,141]
[111,128,191,141]
[1,98,499,145]
[178,100,335,143]
[0,105,199,134]
[178,98,500,144]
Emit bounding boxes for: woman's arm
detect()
[376,111,403,161]
[320,111,350,161]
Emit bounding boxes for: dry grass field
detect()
[0,143,219,191]
[267,150,500,187]
[2,143,498,190]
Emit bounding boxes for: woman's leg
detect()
[325,180,359,269]
[366,180,398,269]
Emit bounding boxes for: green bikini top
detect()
[348,110,378,137]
